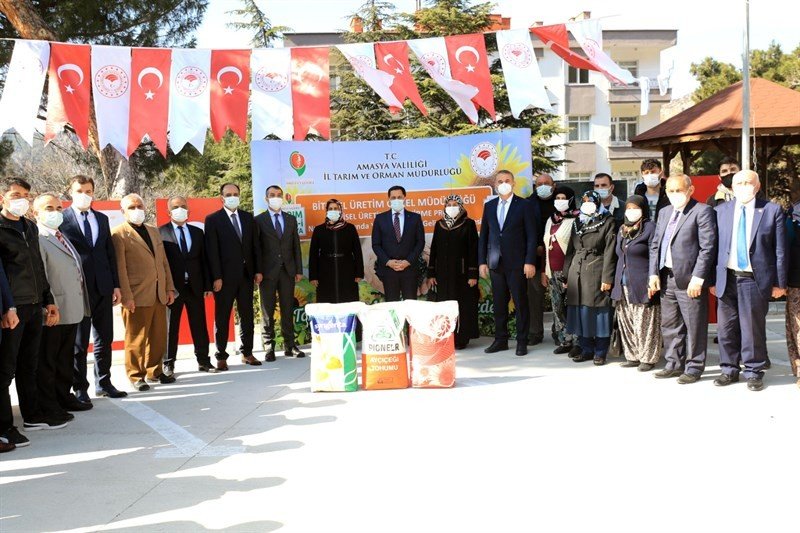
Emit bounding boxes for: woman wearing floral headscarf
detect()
[563,190,617,365]
[428,194,479,349]
[309,199,364,303]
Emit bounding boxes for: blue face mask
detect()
[595,188,611,199]
[536,185,553,198]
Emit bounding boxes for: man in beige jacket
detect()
[112,194,176,391]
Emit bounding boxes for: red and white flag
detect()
[290,47,330,140]
[496,29,551,117]
[45,43,91,148]
[128,47,171,157]
[91,45,131,157]
[169,48,211,153]
[211,49,251,142]
[408,37,479,123]
[445,34,495,120]
[374,41,427,115]
[0,40,50,145]
[251,48,293,140]
[566,19,635,85]
[530,24,599,73]
[336,43,403,112]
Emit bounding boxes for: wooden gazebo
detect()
[631,78,800,184]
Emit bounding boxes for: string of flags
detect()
[0,19,660,158]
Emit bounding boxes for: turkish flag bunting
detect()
[128,47,171,157]
[290,47,330,140]
[530,24,599,72]
[374,41,427,116]
[445,34,495,120]
[45,43,91,148]
[210,49,251,142]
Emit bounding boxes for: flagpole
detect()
[741,0,751,170]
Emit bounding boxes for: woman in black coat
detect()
[309,199,364,303]
[428,194,479,349]
[563,190,617,365]
[611,195,662,372]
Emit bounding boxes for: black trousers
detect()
[0,304,43,432]
[382,268,417,302]
[214,274,254,360]
[527,275,545,341]
[260,268,296,350]
[37,322,78,417]
[490,260,529,343]
[166,286,210,367]
[74,290,114,392]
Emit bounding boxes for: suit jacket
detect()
[478,195,537,270]
[60,207,120,297]
[371,209,425,278]
[111,222,175,307]
[254,210,303,279]
[648,198,717,290]
[715,199,787,299]
[204,208,260,286]
[159,223,211,296]
[38,231,90,324]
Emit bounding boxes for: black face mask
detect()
[720,173,734,189]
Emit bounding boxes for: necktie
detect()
[82,211,93,247]
[393,212,401,242]
[737,205,749,269]
[56,231,82,282]
[177,225,189,255]
[274,213,283,238]
[659,210,680,269]
[498,200,507,229]
[230,213,242,240]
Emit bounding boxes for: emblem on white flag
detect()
[169,48,211,154]
[91,45,131,157]
[496,29,551,117]
[251,48,294,140]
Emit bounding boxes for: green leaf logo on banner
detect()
[289,151,306,176]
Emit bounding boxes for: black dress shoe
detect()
[746,377,764,391]
[197,363,218,373]
[553,344,573,355]
[149,374,176,384]
[265,350,277,362]
[73,390,93,406]
[527,336,543,347]
[654,369,683,379]
[454,341,468,350]
[763,358,771,370]
[677,373,701,384]
[568,345,582,358]
[593,357,606,366]
[713,374,740,387]
[285,346,306,358]
[63,397,93,412]
[96,386,128,398]
[572,353,593,363]
[484,340,508,353]
[515,343,527,356]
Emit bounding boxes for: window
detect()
[610,116,638,143]
[567,115,591,141]
[567,65,590,84]
[567,172,591,180]
[617,61,638,78]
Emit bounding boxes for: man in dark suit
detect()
[479,170,537,356]
[254,185,304,361]
[159,197,215,374]
[60,175,127,402]
[204,183,262,371]
[712,170,787,391]
[371,185,425,302]
[526,173,549,346]
[648,175,717,384]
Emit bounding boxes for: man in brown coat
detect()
[112,194,176,391]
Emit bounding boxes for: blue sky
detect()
[196,0,800,98]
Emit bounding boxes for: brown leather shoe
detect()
[241,354,262,366]
[0,441,16,453]
[216,360,229,371]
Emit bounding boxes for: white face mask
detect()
[326,210,341,222]
[667,192,689,209]
[536,185,553,198]
[444,206,461,219]
[390,199,405,212]
[625,208,643,223]
[496,182,513,196]
[732,183,756,203]
[595,188,611,199]
[268,197,283,210]
[553,199,570,213]
[643,174,661,188]
[40,210,63,230]
[223,196,240,210]
[127,208,146,225]
[72,192,93,210]
[171,207,188,223]
[8,198,30,217]
[580,202,597,216]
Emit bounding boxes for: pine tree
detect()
[226,0,292,48]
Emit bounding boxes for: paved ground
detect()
[1,311,798,533]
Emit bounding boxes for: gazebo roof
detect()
[632,78,800,148]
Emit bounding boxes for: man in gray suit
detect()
[254,185,304,362]
[34,194,91,418]
[648,175,717,384]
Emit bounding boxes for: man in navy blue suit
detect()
[479,170,537,356]
[372,185,425,302]
[712,170,787,391]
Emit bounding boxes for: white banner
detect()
[336,43,402,109]
[168,48,211,153]
[91,45,131,157]
[251,48,294,140]
[496,29,551,117]
[567,19,635,85]
[0,40,50,145]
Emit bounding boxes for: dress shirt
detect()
[72,205,98,246]
[224,206,242,235]
[392,209,404,237]
[172,222,193,252]
[270,209,285,234]
[497,195,512,228]
[727,198,755,272]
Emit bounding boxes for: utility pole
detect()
[741,0,751,170]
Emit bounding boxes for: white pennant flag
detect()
[496,29,551,117]
[638,76,651,116]
[336,43,402,110]
[0,40,50,145]
[251,48,293,140]
[566,19,635,85]
[91,45,131,157]
[169,48,211,153]
[408,37,479,123]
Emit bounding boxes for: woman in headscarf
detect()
[309,199,364,303]
[427,194,479,349]
[563,190,617,365]
[786,200,800,388]
[611,195,662,371]
[543,185,578,355]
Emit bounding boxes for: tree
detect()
[227,0,292,48]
